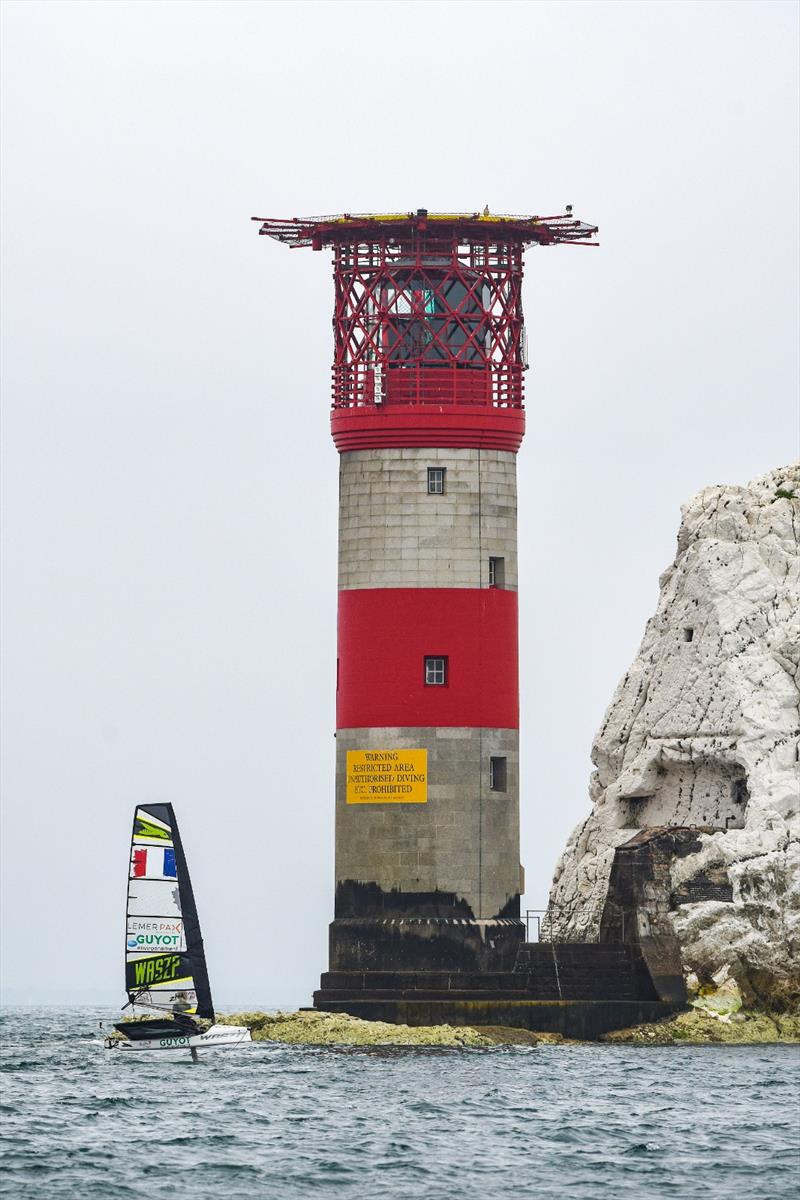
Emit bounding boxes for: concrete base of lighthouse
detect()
[313,940,685,1038]
[314,836,693,1035]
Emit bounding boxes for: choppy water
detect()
[1,1008,798,1199]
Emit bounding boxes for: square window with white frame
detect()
[427,467,446,495]
[424,656,448,686]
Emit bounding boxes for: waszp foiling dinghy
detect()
[105,804,251,1055]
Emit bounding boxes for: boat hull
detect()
[107,1023,252,1051]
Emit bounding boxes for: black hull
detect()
[114,1015,200,1041]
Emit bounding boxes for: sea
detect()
[1,1008,798,1199]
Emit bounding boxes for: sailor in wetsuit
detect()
[171,992,200,1034]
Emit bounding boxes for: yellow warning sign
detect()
[346,749,428,804]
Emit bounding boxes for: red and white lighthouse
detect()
[254,210,598,1008]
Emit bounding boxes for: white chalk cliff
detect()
[546,464,800,994]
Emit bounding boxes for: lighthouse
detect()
[254,210,599,1013]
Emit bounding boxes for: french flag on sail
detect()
[131,847,177,879]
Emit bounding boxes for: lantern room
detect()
[253,209,598,451]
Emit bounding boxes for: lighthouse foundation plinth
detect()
[314,940,682,1038]
[327,915,525,975]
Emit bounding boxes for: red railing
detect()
[334,364,524,409]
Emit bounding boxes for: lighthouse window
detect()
[488,557,505,588]
[424,656,448,686]
[489,757,507,792]
[392,282,437,315]
[427,467,446,495]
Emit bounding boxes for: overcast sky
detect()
[1,0,798,1006]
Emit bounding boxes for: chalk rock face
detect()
[546,464,800,993]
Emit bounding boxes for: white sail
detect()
[124,805,212,1018]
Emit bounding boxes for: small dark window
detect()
[683,628,694,642]
[489,756,507,792]
[488,557,505,588]
[424,656,447,685]
[427,467,445,495]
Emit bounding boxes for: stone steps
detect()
[317,942,659,1004]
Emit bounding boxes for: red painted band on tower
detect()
[337,588,519,730]
[330,406,526,453]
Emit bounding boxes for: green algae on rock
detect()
[219,1010,495,1047]
[602,1006,800,1045]
[220,1007,799,1047]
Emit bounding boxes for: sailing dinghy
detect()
[105,804,251,1055]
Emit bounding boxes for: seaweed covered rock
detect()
[602,1006,800,1045]
[219,1010,494,1047]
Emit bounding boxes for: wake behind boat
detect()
[104,803,251,1056]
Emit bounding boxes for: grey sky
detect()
[1,0,798,1005]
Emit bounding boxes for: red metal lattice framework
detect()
[252,211,598,410]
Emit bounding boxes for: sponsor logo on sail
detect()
[126,918,185,952]
[127,932,182,949]
[131,988,198,1012]
[132,955,182,987]
[133,812,172,842]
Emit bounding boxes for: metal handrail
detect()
[525,906,627,944]
[524,909,547,942]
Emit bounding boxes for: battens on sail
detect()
[125,804,214,1020]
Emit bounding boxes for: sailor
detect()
[171,992,200,1035]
